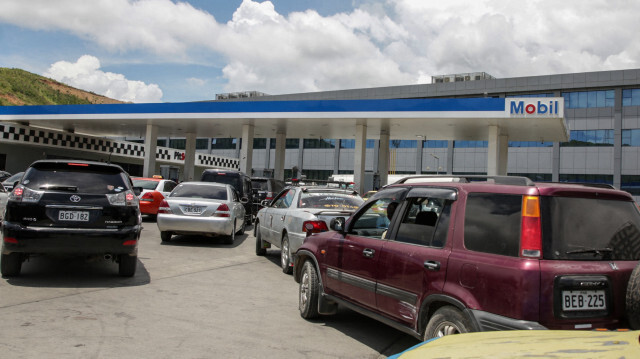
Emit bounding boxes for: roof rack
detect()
[389,175,535,187]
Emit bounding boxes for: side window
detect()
[164,182,176,192]
[272,189,295,208]
[349,197,398,239]
[395,197,450,247]
[464,193,521,257]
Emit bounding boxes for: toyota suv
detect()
[1,160,142,277]
[294,175,640,340]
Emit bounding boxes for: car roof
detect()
[29,159,125,172]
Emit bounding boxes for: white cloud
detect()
[4,0,640,97]
[187,77,207,87]
[44,55,163,103]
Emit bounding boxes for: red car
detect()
[132,177,177,217]
[294,175,640,341]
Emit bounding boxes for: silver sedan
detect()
[156,182,247,244]
[255,186,363,273]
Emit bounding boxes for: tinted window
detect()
[133,179,160,190]
[298,192,363,210]
[464,193,521,257]
[395,197,450,247]
[541,197,640,260]
[202,172,241,193]
[23,166,128,194]
[170,184,227,200]
[349,187,407,239]
[252,180,269,190]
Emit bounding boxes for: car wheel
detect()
[424,306,472,340]
[255,224,266,256]
[225,223,235,245]
[118,254,137,277]
[626,261,640,329]
[299,260,320,319]
[281,234,292,274]
[236,217,246,235]
[1,252,22,277]
[160,231,172,242]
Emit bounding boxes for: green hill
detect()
[0,68,124,106]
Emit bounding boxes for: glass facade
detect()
[559,174,613,185]
[508,141,553,147]
[562,90,614,109]
[211,138,237,149]
[390,140,417,149]
[622,175,640,195]
[454,141,488,148]
[561,130,614,147]
[623,129,640,146]
[304,139,336,149]
[623,89,640,106]
[423,140,448,148]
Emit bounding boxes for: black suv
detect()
[1,160,142,277]
[251,177,285,211]
[201,169,254,223]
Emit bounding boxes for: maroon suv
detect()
[293,176,640,340]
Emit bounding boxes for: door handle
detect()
[424,260,441,271]
[362,248,375,258]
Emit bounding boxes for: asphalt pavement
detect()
[0,217,420,358]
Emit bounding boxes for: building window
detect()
[508,141,553,147]
[506,93,555,98]
[623,89,640,106]
[390,140,417,149]
[622,175,640,195]
[169,139,185,150]
[211,138,237,150]
[562,90,614,109]
[560,130,614,147]
[253,138,267,149]
[286,139,299,149]
[454,141,488,148]
[196,138,209,150]
[559,174,613,185]
[340,139,375,148]
[623,129,640,146]
[423,140,448,148]
[304,139,336,149]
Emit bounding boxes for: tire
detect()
[1,252,22,277]
[299,261,320,319]
[160,231,172,242]
[236,217,246,235]
[423,306,473,340]
[255,224,266,256]
[224,223,235,245]
[281,234,292,274]
[626,261,640,329]
[118,254,137,277]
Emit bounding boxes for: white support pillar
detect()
[274,131,286,181]
[143,124,158,178]
[487,125,509,176]
[184,132,196,181]
[240,124,254,175]
[378,131,390,188]
[354,122,367,194]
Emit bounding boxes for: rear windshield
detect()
[298,192,363,210]
[22,166,129,194]
[132,179,159,190]
[252,180,268,190]
[170,184,228,200]
[202,173,241,192]
[542,197,640,260]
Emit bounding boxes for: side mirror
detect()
[261,199,270,207]
[240,196,249,204]
[330,217,346,232]
[132,186,143,196]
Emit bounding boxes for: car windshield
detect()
[202,173,241,192]
[542,197,640,260]
[22,167,127,194]
[171,184,228,200]
[252,180,268,190]
[298,192,363,210]
[132,179,160,190]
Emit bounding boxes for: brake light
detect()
[106,190,138,206]
[213,203,230,217]
[9,185,43,203]
[521,196,542,258]
[141,192,155,201]
[302,220,329,233]
[266,192,274,200]
[158,199,172,214]
[67,163,89,167]
[3,237,18,244]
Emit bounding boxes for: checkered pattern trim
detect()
[0,123,239,169]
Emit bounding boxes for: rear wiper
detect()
[566,248,613,256]
[40,185,78,192]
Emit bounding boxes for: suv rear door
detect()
[375,187,457,326]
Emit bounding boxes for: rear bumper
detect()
[156,213,234,236]
[2,221,141,255]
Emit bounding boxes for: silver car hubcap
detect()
[300,271,309,308]
[434,322,460,337]
[281,240,289,268]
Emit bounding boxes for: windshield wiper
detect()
[566,247,613,256]
[39,185,78,192]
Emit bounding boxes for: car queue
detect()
[3,163,640,358]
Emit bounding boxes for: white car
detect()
[156,182,247,244]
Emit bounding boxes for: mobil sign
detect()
[506,98,564,117]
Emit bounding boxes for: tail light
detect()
[158,199,172,214]
[265,192,274,201]
[521,196,542,258]
[106,190,138,206]
[140,192,155,202]
[9,185,43,203]
[213,203,231,217]
[302,220,329,233]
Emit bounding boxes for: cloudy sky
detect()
[1,0,639,103]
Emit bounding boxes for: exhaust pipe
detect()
[104,254,113,261]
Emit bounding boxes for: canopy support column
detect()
[378,130,390,188]
[354,122,367,194]
[143,124,158,178]
[487,125,508,176]
[184,132,196,181]
[240,124,254,175]
[274,131,286,181]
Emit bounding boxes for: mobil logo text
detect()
[509,100,560,115]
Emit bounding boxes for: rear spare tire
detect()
[626,261,640,329]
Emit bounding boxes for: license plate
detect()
[58,210,90,222]
[562,290,606,311]
[183,206,203,214]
